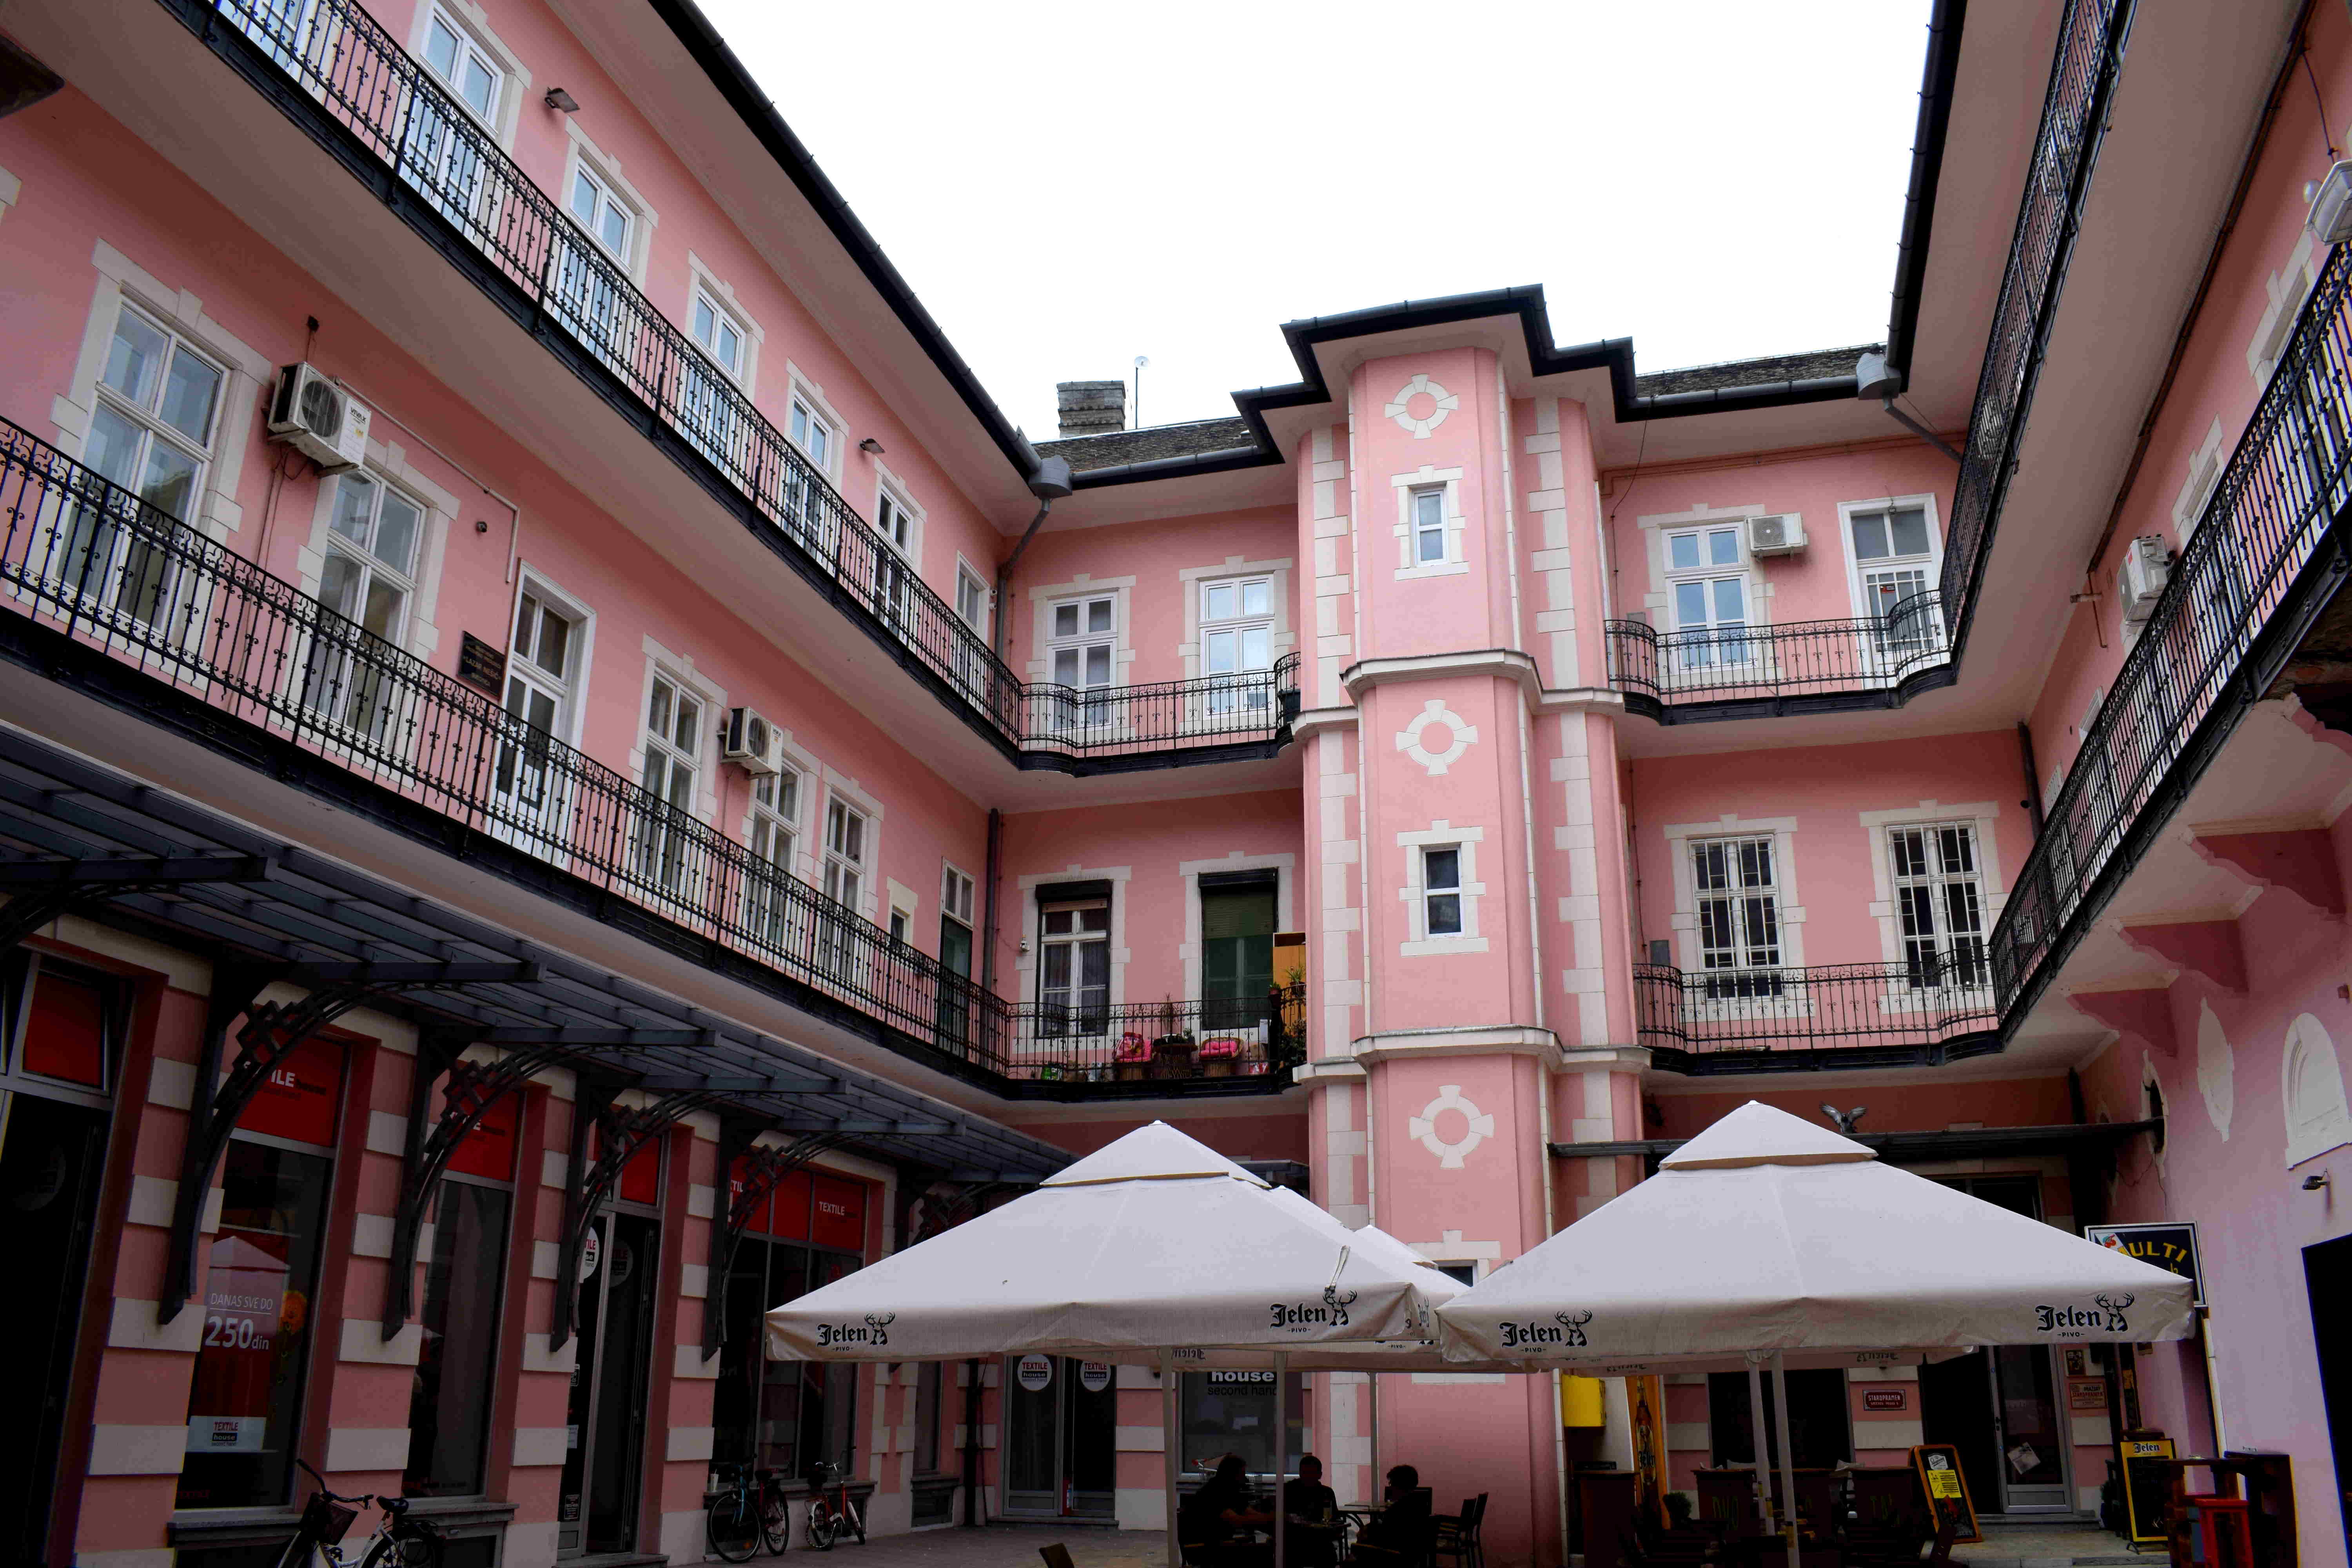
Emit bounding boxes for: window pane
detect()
[140,439,201,517]
[1240,626,1269,668]
[719,321,740,370]
[1083,645,1110,685]
[318,552,361,618]
[426,16,459,80]
[647,678,673,736]
[361,575,405,640]
[1674,581,1708,627]
[1078,940,1109,988]
[375,492,422,574]
[695,298,716,346]
[675,694,702,751]
[404,1181,510,1497]
[599,203,628,256]
[1419,524,1445,563]
[177,1141,332,1509]
[84,402,147,490]
[1889,507,1931,556]
[103,310,168,407]
[1708,529,1740,566]
[1711,578,1746,623]
[1668,533,1700,571]
[1241,580,1270,617]
[1425,848,1460,890]
[1053,648,1079,684]
[534,607,569,676]
[1851,512,1890,560]
[1043,909,1072,936]
[1087,599,1113,634]
[1079,906,1110,933]
[1203,582,1234,621]
[330,475,376,546]
[1204,628,1234,674]
[1426,893,1461,935]
[160,347,223,444]
[1054,603,1078,637]
[570,173,599,227]
[1415,490,1443,527]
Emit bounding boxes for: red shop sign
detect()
[445,1082,521,1182]
[184,1230,296,1454]
[236,1036,345,1147]
[1864,1390,1907,1412]
[769,1169,813,1242]
[812,1174,866,1253]
[24,968,108,1087]
[727,1153,773,1236]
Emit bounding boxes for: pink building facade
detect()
[0,0,2348,1566]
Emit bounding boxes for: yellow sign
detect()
[2120,1436,2176,1545]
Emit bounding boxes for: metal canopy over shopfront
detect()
[0,723,1071,1208]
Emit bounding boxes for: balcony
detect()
[0,419,1294,1099]
[150,0,1297,775]
[1606,593,1951,721]
[1633,956,1999,1073]
[1989,229,2352,1022]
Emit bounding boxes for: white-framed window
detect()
[872,480,922,632]
[491,579,585,844]
[822,797,868,911]
[1199,575,1274,717]
[780,392,840,549]
[1396,823,1486,955]
[1662,524,1752,666]
[691,290,745,383]
[1842,499,1944,660]
[421,6,500,124]
[400,4,515,239]
[1887,822,1987,989]
[1045,593,1118,731]
[569,163,632,262]
[956,565,989,634]
[1421,846,1463,936]
[301,470,425,738]
[942,865,976,927]
[635,670,706,892]
[742,766,800,949]
[66,300,227,632]
[1037,899,1111,1035]
[1390,467,1467,577]
[677,283,755,471]
[1691,835,1782,994]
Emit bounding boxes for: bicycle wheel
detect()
[844,1497,864,1545]
[708,1492,762,1563]
[758,1483,792,1555]
[362,1526,443,1568]
[806,1498,839,1551]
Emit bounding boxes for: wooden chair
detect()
[1432,1493,1488,1568]
[1697,1469,1766,1541]
[1844,1468,1933,1568]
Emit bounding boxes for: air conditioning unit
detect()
[267,363,371,473]
[2312,160,2352,245]
[723,706,780,774]
[1747,513,1806,556]
[2116,535,2173,625]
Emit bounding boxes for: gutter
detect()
[1885,0,1968,379]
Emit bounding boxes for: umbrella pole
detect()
[1745,1355,1773,1535]
[1771,1352,1801,1568]
[1163,1348,1181,1568]
[1274,1350,1287,1568]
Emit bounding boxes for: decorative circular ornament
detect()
[1385,373,1459,439]
[1396,699,1477,776]
[1408,1083,1495,1170]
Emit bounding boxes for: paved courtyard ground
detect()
[831,1519,2143,1568]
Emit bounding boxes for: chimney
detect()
[1056,380,1127,439]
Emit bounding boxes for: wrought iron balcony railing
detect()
[1633,956,1999,1069]
[1606,593,1948,715]
[997,987,1308,1091]
[1939,0,2134,646]
[0,419,1293,1094]
[162,0,1296,771]
[1990,231,2352,1020]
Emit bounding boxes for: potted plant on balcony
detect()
[1149,1003,1196,1079]
[1198,1036,1245,1078]
[1114,1033,1152,1082]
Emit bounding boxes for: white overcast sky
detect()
[699,0,1933,437]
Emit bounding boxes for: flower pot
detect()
[1204,1058,1236,1078]
[1150,1042,1195,1079]
[1115,1061,1150,1082]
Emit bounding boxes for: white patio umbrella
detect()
[1438,1101,2196,1568]
[766,1122,1457,1568]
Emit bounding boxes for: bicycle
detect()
[273,1459,444,1568]
[706,1461,791,1560]
[804,1454,866,1550]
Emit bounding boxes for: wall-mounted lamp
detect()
[544,87,580,113]
[857,437,885,456]
[2305,1172,2332,1191]
[474,519,489,534]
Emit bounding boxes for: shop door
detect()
[559,1210,662,1555]
[2302,1233,2352,1565]
[1921,1176,2070,1514]
[3,1097,110,1564]
[1002,1356,1117,1518]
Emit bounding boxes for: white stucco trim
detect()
[1308,426,1356,707]
[737,726,823,886]
[1661,813,1807,970]
[1176,851,1297,1001]
[630,634,726,826]
[1027,574,1138,691]
[2284,1012,2352,1167]
[1014,864,1134,1014]
[1834,492,1946,627]
[1635,501,1773,628]
[506,563,597,752]
[2248,229,2321,386]
[56,240,272,543]
[782,361,851,483]
[1396,822,1488,956]
[820,766,886,920]
[1523,396,1581,684]
[870,457,926,572]
[1391,465,1469,579]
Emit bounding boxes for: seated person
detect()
[1352,1465,1434,1564]
[1281,1454,1341,1568]
[1179,1453,1273,1566]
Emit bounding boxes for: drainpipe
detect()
[993,452,1076,662]
[1855,352,1963,463]
[962,1356,984,1526]
[2016,722,2047,837]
